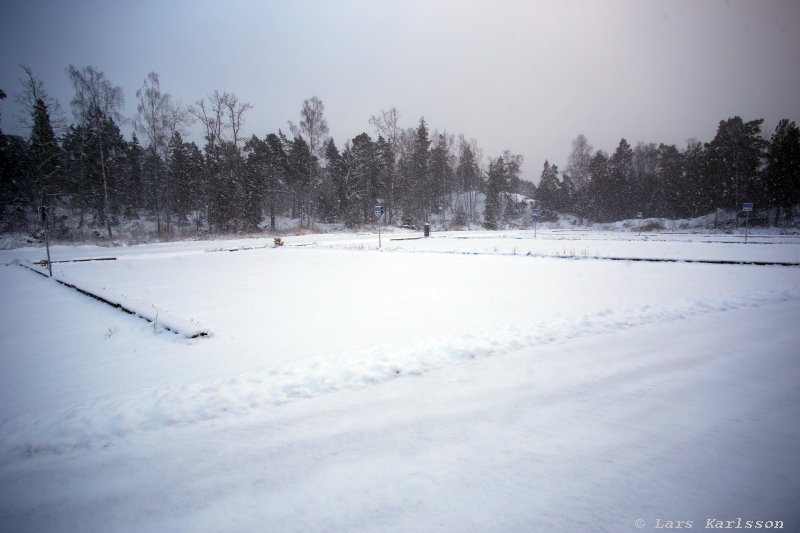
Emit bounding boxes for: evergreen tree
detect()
[261,133,288,229]
[630,143,658,217]
[346,133,376,227]
[123,134,144,215]
[705,117,765,210]
[375,135,396,223]
[586,151,610,222]
[410,117,431,222]
[288,136,313,225]
[0,133,29,230]
[456,141,480,223]
[536,160,561,211]
[142,145,166,227]
[429,134,454,223]
[765,119,800,224]
[324,138,347,223]
[68,65,124,237]
[566,134,593,221]
[656,143,685,219]
[185,142,205,229]
[682,140,709,217]
[484,157,505,230]
[27,97,62,206]
[502,151,523,220]
[607,138,634,220]
[168,131,193,223]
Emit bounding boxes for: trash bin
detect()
[423,223,430,237]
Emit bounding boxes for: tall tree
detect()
[566,134,593,221]
[706,116,765,210]
[429,133,454,224]
[536,160,561,211]
[374,135,395,222]
[483,157,505,230]
[190,90,250,232]
[345,133,377,226]
[607,138,634,220]
[289,96,329,228]
[67,65,124,237]
[631,142,659,217]
[656,143,685,219]
[136,72,190,235]
[28,97,61,207]
[122,133,144,215]
[682,139,709,217]
[502,150,523,220]
[288,136,313,226]
[455,138,479,224]
[586,150,610,222]
[15,65,66,137]
[764,119,800,224]
[410,117,431,222]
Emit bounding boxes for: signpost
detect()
[530,209,541,239]
[743,203,753,243]
[374,205,383,248]
[637,211,643,236]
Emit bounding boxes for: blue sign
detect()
[374,205,383,216]
[531,209,541,220]
[743,203,753,212]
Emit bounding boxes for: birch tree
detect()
[67,65,123,237]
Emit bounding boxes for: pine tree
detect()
[586,151,610,222]
[536,160,561,211]
[502,151,522,220]
[429,134,454,224]
[765,119,800,224]
[288,136,313,225]
[484,157,505,230]
[68,65,124,237]
[456,141,480,223]
[705,117,766,211]
[656,144,684,219]
[28,97,61,206]
[375,135,396,223]
[168,131,192,223]
[410,117,431,222]
[682,140,709,217]
[608,138,634,220]
[124,134,144,215]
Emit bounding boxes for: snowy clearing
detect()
[1,230,799,531]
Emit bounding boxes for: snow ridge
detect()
[2,285,798,464]
[21,262,209,338]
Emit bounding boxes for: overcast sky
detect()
[1,0,798,182]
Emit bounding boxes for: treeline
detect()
[0,67,496,238]
[534,119,800,225]
[1,65,798,240]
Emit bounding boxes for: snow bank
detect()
[2,284,798,465]
[19,262,209,339]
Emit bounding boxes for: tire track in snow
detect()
[2,285,799,464]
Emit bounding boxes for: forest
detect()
[1,65,798,240]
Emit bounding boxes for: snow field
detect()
[2,299,798,532]
[1,230,799,531]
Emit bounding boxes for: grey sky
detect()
[1,0,799,182]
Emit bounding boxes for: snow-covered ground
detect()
[1,230,799,532]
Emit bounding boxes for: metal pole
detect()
[745,211,749,243]
[378,214,382,249]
